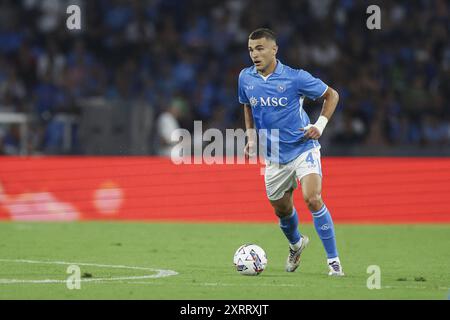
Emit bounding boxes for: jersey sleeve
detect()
[296,69,328,100]
[238,70,249,105]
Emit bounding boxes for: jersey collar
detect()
[251,59,284,76]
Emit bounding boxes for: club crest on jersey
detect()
[276,84,286,93]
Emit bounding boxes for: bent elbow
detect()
[332,88,339,102]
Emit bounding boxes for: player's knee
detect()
[304,193,323,211]
[273,204,293,218]
[274,208,292,218]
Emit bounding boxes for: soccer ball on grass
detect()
[233,244,267,276]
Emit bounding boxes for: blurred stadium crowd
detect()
[0,0,448,155]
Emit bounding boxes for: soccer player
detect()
[238,28,344,276]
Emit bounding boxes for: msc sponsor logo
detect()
[250,96,288,107]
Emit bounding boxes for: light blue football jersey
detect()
[238,60,328,164]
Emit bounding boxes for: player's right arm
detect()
[243,103,256,158]
[238,69,256,158]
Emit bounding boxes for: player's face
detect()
[248,38,278,73]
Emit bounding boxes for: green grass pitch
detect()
[0,222,448,299]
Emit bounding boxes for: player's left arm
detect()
[302,86,339,140]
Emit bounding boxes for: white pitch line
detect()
[125,281,448,291]
[0,259,178,284]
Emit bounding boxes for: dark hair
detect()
[249,28,277,42]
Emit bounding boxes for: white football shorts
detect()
[264,147,322,201]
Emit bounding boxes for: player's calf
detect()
[270,190,293,218]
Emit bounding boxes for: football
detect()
[233,244,268,276]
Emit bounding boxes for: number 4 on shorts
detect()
[306,152,314,165]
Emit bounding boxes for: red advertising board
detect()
[0,157,449,223]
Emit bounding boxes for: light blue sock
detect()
[279,207,301,245]
[311,204,338,259]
